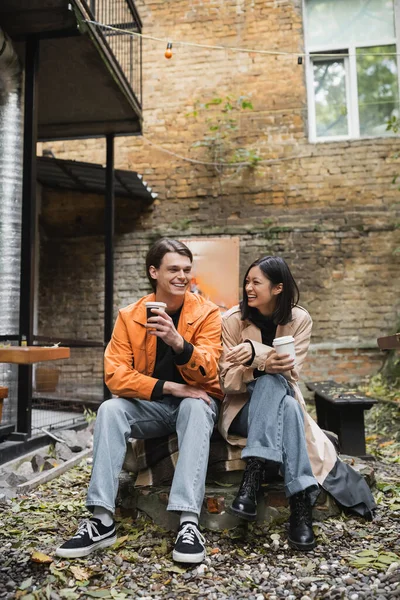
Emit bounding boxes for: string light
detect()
[165,42,173,59]
[141,135,315,168]
[88,20,400,59]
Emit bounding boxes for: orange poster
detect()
[180,237,240,312]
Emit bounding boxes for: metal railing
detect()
[87,0,142,106]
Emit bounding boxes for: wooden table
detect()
[0,346,70,364]
[0,346,70,441]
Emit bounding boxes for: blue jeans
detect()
[229,374,318,497]
[87,395,219,516]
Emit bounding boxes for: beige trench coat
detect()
[218,305,338,485]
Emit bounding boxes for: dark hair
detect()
[241,256,300,325]
[146,238,193,292]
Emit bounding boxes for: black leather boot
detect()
[229,458,264,521]
[288,488,316,551]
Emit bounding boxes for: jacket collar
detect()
[240,316,295,343]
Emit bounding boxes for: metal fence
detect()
[0,341,19,430]
[88,0,142,106]
[31,345,105,435]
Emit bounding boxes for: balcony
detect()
[0,0,143,138]
[87,0,142,106]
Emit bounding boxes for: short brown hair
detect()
[146,238,193,291]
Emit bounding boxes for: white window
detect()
[303,0,400,141]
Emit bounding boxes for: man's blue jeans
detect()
[86,396,219,516]
[229,374,318,497]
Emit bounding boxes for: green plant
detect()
[83,407,97,425]
[170,218,192,231]
[186,95,260,176]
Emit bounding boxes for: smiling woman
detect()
[218,254,376,552]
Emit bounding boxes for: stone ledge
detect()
[116,458,375,532]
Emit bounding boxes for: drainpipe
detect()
[0,28,23,335]
[0,28,23,425]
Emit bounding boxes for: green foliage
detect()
[186,95,260,173]
[83,407,97,425]
[170,218,192,231]
[361,374,400,462]
[386,115,400,134]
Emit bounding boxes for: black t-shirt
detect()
[249,311,277,347]
[151,307,194,400]
[247,311,277,378]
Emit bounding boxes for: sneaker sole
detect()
[55,535,117,559]
[172,549,205,564]
[288,537,316,552]
[226,504,257,522]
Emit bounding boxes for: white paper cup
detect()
[145,301,167,321]
[272,335,296,361]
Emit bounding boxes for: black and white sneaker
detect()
[172,522,206,564]
[55,518,117,558]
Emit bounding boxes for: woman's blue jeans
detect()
[86,396,219,516]
[229,373,318,497]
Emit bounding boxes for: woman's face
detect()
[245,265,282,315]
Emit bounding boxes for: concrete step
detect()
[116,457,375,532]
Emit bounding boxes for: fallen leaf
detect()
[18,577,33,591]
[69,565,91,580]
[113,534,129,549]
[49,562,68,583]
[58,589,79,600]
[164,564,188,574]
[31,551,53,564]
[379,440,395,448]
[210,548,220,555]
[84,590,113,598]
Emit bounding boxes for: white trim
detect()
[348,44,360,137]
[303,0,400,143]
[307,55,351,142]
[307,38,397,53]
[395,0,400,103]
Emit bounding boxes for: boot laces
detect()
[239,460,263,497]
[291,493,312,525]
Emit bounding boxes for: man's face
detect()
[149,252,192,299]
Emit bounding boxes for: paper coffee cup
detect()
[272,335,296,361]
[145,301,167,321]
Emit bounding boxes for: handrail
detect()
[33,335,104,348]
[77,0,142,106]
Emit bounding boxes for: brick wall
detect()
[39,0,400,383]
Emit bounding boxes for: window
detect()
[304,0,400,141]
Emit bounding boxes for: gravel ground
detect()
[0,458,399,600]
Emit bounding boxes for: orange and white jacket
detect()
[104,291,224,401]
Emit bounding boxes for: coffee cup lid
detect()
[145,301,167,308]
[273,335,295,346]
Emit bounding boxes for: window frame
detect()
[303,0,400,142]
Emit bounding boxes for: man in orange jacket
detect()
[56,238,223,563]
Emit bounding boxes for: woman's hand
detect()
[225,342,253,366]
[264,350,295,374]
